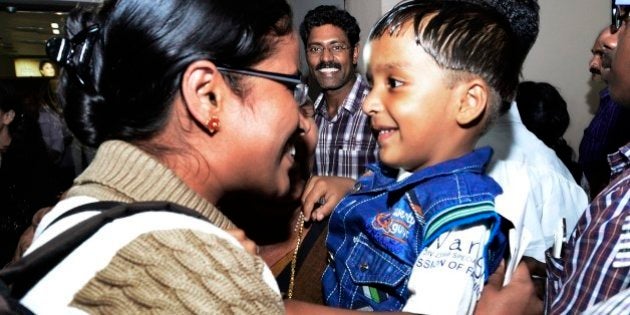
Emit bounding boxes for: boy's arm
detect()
[403,224,490,315]
[301,176,355,222]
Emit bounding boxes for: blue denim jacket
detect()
[322,147,511,310]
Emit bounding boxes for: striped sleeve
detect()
[549,170,630,314]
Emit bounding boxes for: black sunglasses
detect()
[216,66,309,106]
[612,1,630,33]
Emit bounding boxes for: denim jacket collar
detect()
[361,146,494,192]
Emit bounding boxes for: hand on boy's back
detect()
[227,228,259,256]
[475,261,543,315]
[301,176,355,222]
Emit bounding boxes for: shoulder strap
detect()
[0,201,210,299]
[45,201,122,229]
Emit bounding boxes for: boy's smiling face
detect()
[363,25,467,172]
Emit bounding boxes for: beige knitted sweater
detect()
[61,140,284,314]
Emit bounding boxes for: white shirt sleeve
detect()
[402,224,491,315]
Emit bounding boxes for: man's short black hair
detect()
[299,5,360,47]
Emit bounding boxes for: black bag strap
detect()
[45,201,122,229]
[0,201,211,299]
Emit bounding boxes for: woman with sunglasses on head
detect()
[11,0,308,313]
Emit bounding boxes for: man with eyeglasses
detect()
[299,5,378,185]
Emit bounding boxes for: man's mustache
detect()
[316,62,342,71]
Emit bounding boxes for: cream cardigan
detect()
[23,140,283,314]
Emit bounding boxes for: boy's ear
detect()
[180,60,227,130]
[1,109,15,126]
[454,78,489,126]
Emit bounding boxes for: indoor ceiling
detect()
[0,0,102,57]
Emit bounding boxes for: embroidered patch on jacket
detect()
[612,215,630,268]
[370,208,415,244]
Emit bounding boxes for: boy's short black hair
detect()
[299,5,360,48]
[370,0,525,118]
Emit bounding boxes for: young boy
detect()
[292,1,528,314]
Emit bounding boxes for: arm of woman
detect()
[69,229,282,314]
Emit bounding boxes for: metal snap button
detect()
[360,263,369,272]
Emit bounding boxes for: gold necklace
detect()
[287,212,305,299]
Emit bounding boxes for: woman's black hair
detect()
[516,81,582,182]
[57,0,292,147]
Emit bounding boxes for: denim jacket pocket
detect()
[346,238,408,287]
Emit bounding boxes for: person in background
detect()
[0,85,14,156]
[23,79,79,188]
[0,82,63,267]
[298,5,376,222]
[38,60,56,78]
[447,2,630,314]
[476,0,588,279]
[299,5,378,181]
[12,0,308,313]
[545,0,630,313]
[515,81,583,183]
[578,25,630,199]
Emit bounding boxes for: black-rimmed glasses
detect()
[306,43,351,56]
[216,66,309,105]
[612,1,630,33]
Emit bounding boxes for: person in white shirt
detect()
[477,103,588,265]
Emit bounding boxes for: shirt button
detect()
[327,251,335,264]
[360,263,369,272]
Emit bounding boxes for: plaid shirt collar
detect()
[314,74,367,116]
